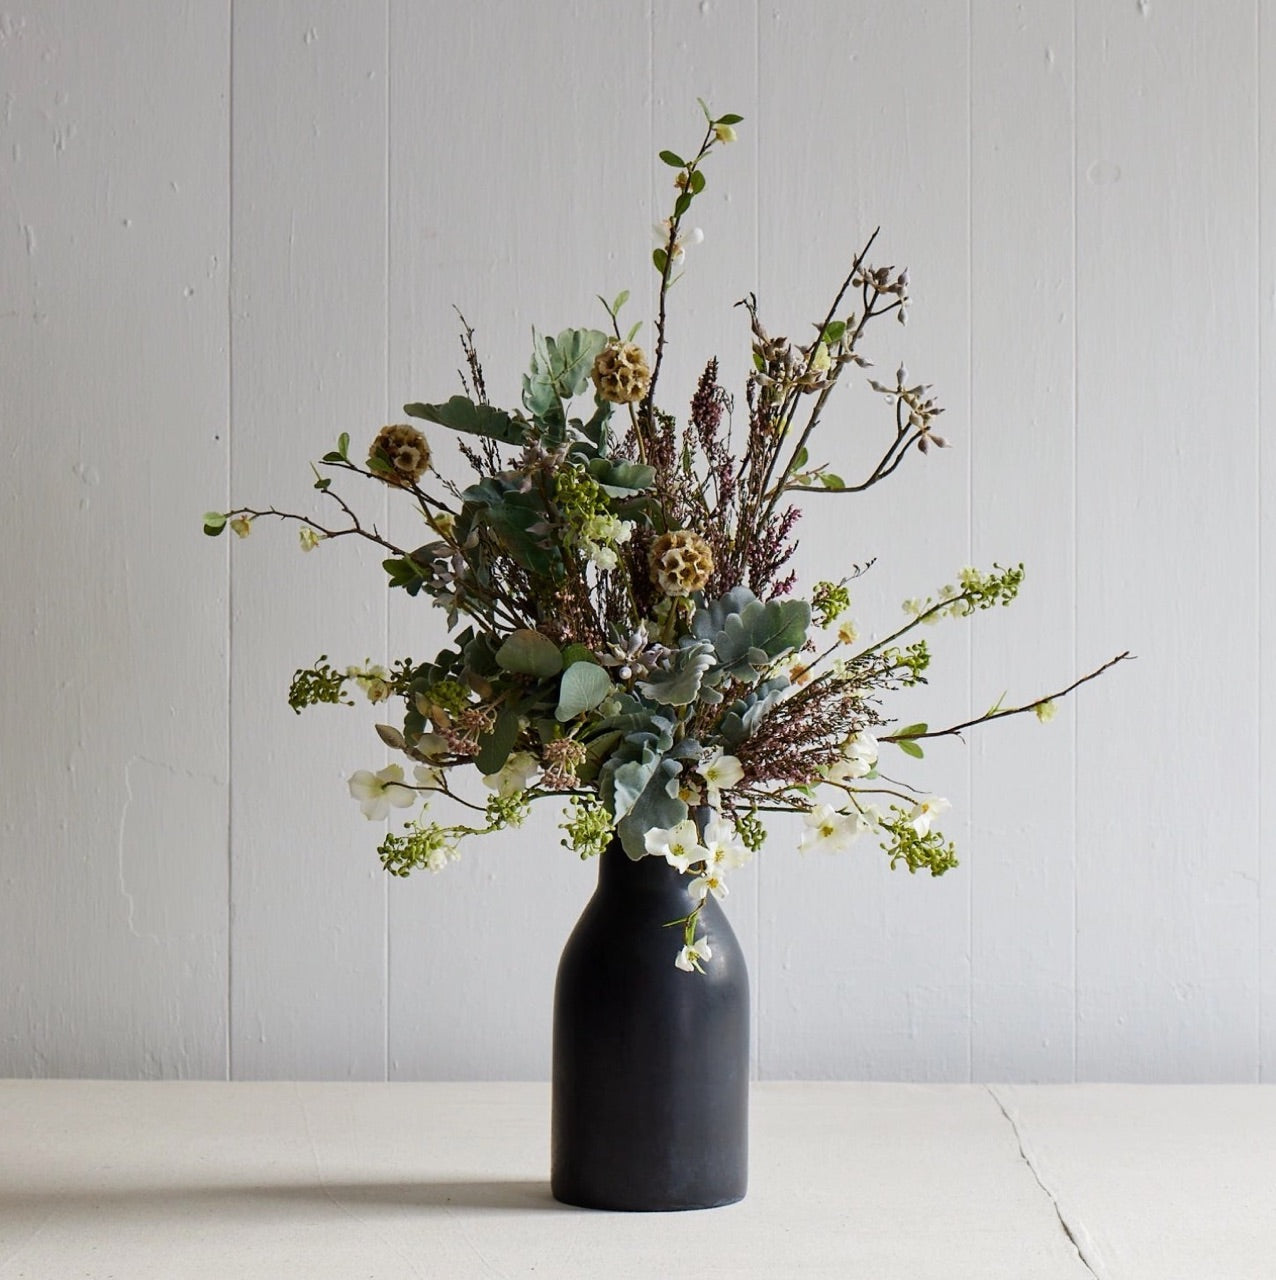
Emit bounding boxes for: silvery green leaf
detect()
[495,629,563,678]
[556,662,613,722]
[712,597,811,682]
[616,760,687,860]
[636,640,716,707]
[691,586,759,643]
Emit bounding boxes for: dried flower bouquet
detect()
[206,104,1127,971]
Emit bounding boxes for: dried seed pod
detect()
[591,341,652,405]
[649,529,714,597]
[370,423,431,486]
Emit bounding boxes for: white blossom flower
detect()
[698,747,744,801]
[412,732,449,759]
[654,219,704,265]
[298,526,324,552]
[826,732,878,784]
[799,804,860,854]
[482,750,540,798]
[701,816,750,874]
[230,516,251,539]
[347,764,417,821]
[676,934,713,973]
[413,764,444,791]
[1035,700,1057,723]
[713,122,737,144]
[645,820,707,872]
[836,619,859,646]
[688,869,729,901]
[906,795,951,836]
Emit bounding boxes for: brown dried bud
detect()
[649,529,714,597]
[370,423,431,486]
[591,341,651,405]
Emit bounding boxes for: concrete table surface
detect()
[0,1082,1272,1279]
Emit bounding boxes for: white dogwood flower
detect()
[347,764,417,821]
[688,868,729,901]
[907,795,951,836]
[482,751,540,798]
[645,820,707,872]
[701,816,750,874]
[675,934,713,973]
[799,804,860,854]
[826,732,878,783]
[698,747,744,801]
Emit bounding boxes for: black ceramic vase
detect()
[551,837,749,1211]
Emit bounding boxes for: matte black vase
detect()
[551,837,749,1211]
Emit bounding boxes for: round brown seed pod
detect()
[591,341,651,405]
[649,529,714,597]
[369,423,431,486]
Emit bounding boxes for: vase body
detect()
[551,838,749,1211]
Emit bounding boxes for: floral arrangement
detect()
[206,105,1126,973]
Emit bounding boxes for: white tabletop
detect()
[0,1081,1272,1279]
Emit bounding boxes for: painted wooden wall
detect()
[2,0,1271,1082]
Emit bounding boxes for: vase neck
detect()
[596,838,683,894]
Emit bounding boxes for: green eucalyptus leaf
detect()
[202,511,227,536]
[897,739,925,759]
[625,320,642,342]
[475,706,522,775]
[587,457,656,496]
[716,112,743,125]
[895,722,929,738]
[495,629,563,678]
[556,662,613,722]
[612,289,630,313]
[652,248,669,275]
[337,431,350,459]
[821,320,846,344]
[405,395,526,446]
[674,192,692,218]
[689,169,706,195]
[659,150,686,167]
[819,473,845,490]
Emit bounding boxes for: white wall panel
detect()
[970,1,1078,1081]
[0,0,229,1076]
[1075,0,1259,1080]
[229,1,389,1079]
[1259,0,1276,1083]
[1,0,1272,1083]
[756,0,973,1080]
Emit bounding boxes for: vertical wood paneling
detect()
[969,2,1077,1081]
[1260,0,1275,1083]
[1075,0,1259,1080]
[0,1,229,1076]
[385,0,653,1078]
[230,2,389,1079]
[650,0,762,1074]
[757,1,973,1079]
[2,1,1271,1085]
